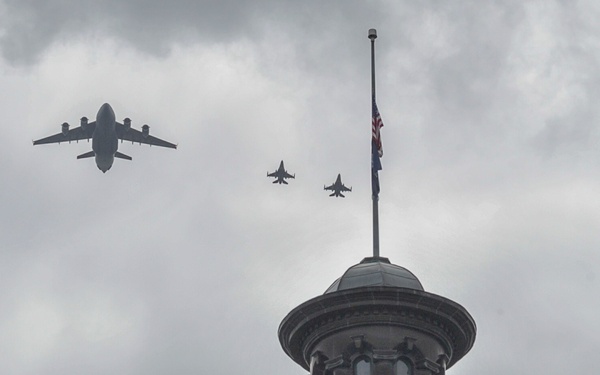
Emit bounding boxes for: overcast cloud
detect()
[1,1,599,374]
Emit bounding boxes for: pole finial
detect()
[368,29,377,40]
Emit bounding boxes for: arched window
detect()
[354,358,371,375]
[395,358,412,375]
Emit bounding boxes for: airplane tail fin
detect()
[115,152,132,161]
[77,151,95,159]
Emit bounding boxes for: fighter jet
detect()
[33,103,177,173]
[267,160,295,184]
[324,174,352,197]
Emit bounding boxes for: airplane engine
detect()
[80,117,88,131]
[62,122,69,136]
[123,118,131,132]
[142,124,150,138]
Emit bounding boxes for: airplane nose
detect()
[97,103,115,118]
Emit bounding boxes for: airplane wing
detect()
[267,171,278,177]
[283,171,295,179]
[341,185,352,192]
[324,184,335,191]
[33,122,96,145]
[116,123,177,149]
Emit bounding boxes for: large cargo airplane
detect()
[267,160,295,184]
[33,103,177,173]
[324,174,352,197]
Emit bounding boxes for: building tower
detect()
[278,29,476,375]
[278,256,476,375]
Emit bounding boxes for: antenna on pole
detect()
[369,28,380,259]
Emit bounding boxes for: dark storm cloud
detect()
[0,0,383,65]
[0,0,260,63]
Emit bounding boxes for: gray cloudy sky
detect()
[1,1,599,374]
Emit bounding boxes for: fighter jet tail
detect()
[115,152,132,161]
[77,151,95,159]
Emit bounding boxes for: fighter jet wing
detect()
[282,171,295,179]
[116,123,177,149]
[340,184,352,192]
[324,184,335,191]
[33,122,96,145]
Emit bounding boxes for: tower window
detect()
[395,359,412,375]
[354,358,371,375]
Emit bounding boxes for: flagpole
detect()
[369,28,380,259]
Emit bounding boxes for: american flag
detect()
[372,100,384,157]
[371,99,384,197]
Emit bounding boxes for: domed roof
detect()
[324,257,424,294]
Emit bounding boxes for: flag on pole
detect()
[371,99,384,197]
[372,100,384,157]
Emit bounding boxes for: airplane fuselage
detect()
[92,103,119,172]
[274,175,287,184]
